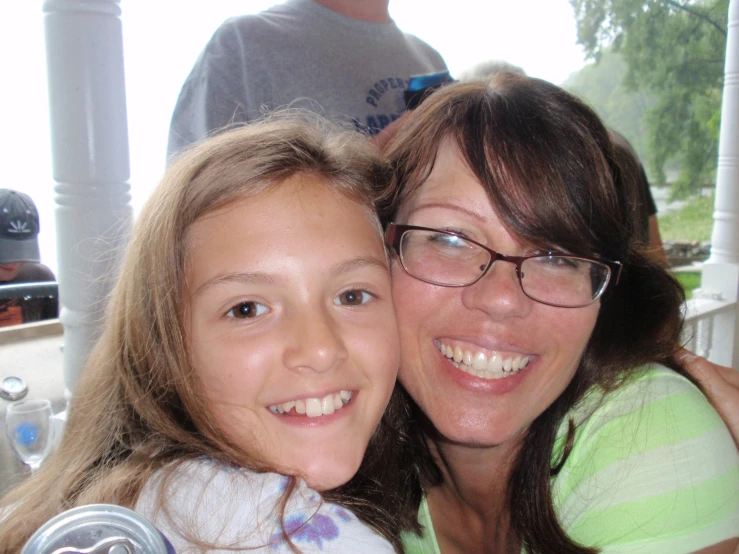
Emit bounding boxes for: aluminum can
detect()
[20,503,175,554]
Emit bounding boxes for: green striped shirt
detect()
[402,365,739,553]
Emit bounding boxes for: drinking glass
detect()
[5,399,54,472]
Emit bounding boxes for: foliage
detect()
[674,271,701,299]
[570,0,728,199]
[566,51,654,175]
[657,192,715,242]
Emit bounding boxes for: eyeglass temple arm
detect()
[611,261,623,285]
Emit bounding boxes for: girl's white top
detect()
[135,459,394,553]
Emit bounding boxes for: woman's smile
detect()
[434,339,532,379]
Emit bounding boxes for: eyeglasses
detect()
[385,224,622,308]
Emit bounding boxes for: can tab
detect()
[51,537,136,554]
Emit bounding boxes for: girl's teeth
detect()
[269,391,353,418]
[306,398,322,417]
[321,396,335,415]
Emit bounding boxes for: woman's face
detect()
[186,175,399,491]
[391,139,600,449]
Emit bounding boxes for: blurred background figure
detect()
[167,0,447,159]
[0,189,57,327]
[609,129,667,263]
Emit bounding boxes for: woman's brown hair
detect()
[0,116,418,553]
[380,75,685,553]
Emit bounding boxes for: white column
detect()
[699,0,739,367]
[43,0,132,394]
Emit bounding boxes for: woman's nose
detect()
[461,260,533,319]
[282,305,349,373]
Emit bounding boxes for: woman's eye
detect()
[428,232,466,248]
[226,301,268,319]
[334,290,373,306]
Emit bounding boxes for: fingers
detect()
[676,348,739,449]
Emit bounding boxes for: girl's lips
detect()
[267,395,357,428]
[267,390,354,418]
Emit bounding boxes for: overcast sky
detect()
[1,1,587,272]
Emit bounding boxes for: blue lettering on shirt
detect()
[358,113,401,135]
[366,77,408,107]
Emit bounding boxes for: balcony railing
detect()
[684,295,737,360]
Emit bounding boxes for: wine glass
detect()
[5,399,54,473]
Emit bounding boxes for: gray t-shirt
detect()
[167,0,447,158]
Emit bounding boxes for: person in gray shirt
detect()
[167,0,447,159]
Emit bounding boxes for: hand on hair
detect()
[676,348,739,449]
[371,115,409,152]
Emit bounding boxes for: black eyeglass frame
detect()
[384,223,623,308]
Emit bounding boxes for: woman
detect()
[381,75,739,553]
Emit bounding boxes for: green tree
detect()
[566,51,654,173]
[570,0,728,199]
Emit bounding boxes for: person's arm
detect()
[371,114,408,152]
[691,538,739,554]
[676,348,739,448]
[648,214,668,265]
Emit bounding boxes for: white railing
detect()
[684,294,738,363]
[683,0,739,370]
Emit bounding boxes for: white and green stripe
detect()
[402,365,739,553]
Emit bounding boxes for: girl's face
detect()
[391,140,600,450]
[186,175,399,491]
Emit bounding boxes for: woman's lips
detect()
[435,339,532,380]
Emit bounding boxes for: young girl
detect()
[0,118,420,553]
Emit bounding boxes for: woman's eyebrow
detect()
[192,272,282,296]
[410,202,488,223]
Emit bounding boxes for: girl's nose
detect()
[282,305,349,373]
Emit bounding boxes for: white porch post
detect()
[43,0,132,394]
[695,0,739,368]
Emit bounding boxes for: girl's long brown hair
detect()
[380,75,685,554]
[0,116,420,553]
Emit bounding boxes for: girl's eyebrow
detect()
[192,272,282,296]
[329,255,389,278]
[192,255,388,297]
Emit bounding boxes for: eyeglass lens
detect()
[399,229,610,307]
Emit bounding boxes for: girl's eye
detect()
[226,301,268,319]
[334,290,373,306]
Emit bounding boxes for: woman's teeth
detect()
[436,341,530,380]
[268,390,352,417]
